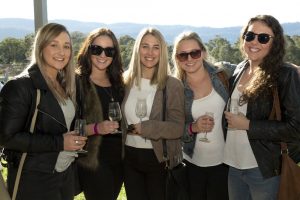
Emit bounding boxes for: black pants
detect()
[124,146,166,200]
[185,160,229,200]
[78,136,124,200]
[8,163,76,200]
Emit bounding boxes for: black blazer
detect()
[228,61,300,178]
[0,65,69,173]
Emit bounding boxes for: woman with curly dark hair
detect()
[75,28,125,200]
[224,15,300,199]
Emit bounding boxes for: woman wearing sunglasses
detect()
[172,31,235,200]
[223,15,300,199]
[75,28,125,200]
[122,27,185,200]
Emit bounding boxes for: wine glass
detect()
[199,112,214,143]
[108,102,122,133]
[226,98,239,130]
[74,119,88,153]
[135,98,147,123]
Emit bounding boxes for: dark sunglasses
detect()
[243,31,274,44]
[89,44,116,57]
[176,49,202,62]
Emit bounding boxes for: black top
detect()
[95,85,123,163]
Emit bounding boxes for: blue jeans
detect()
[228,167,280,200]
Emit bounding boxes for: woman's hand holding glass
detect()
[96,120,120,135]
[74,119,88,153]
[225,98,240,130]
[108,102,122,133]
[224,98,250,130]
[63,131,87,152]
[224,111,250,130]
[198,112,214,142]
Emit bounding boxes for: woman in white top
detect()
[224,15,300,200]
[173,31,235,200]
[122,27,185,200]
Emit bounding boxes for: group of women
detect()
[0,14,300,200]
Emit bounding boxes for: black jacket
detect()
[229,61,300,178]
[0,65,67,173]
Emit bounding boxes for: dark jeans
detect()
[185,160,229,200]
[124,146,166,200]
[8,163,76,200]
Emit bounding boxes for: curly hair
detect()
[239,15,285,103]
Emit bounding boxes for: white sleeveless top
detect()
[223,85,258,169]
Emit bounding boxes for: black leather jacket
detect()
[0,65,67,173]
[229,61,300,178]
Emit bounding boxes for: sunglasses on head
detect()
[243,31,274,44]
[176,49,202,62]
[89,44,116,57]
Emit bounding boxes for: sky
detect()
[0,0,299,28]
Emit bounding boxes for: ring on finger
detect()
[75,140,79,144]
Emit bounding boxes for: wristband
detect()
[93,123,100,135]
[189,123,196,135]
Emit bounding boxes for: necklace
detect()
[102,86,114,102]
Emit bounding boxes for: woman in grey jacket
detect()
[122,27,185,200]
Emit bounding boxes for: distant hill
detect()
[1,18,300,44]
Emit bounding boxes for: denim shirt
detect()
[182,61,236,158]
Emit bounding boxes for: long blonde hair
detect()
[30,23,75,103]
[124,27,170,90]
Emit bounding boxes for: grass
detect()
[74,185,127,200]
[1,166,127,200]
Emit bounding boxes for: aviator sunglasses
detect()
[176,49,202,62]
[89,44,116,57]
[243,31,274,44]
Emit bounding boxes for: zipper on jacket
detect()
[38,109,67,129]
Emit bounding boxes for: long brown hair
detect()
[76,27,124,95]
[240,15,285,103]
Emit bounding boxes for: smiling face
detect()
[139,34,160,70]
[176,39,203,74]
[42,31,71,76]
[90,35,114,72]
[243,21,274,66]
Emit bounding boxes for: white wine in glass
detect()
[135,98,147,123]
[108,102,122,133]
[226,98,239,130]
[74,119,88,153]
[199,112,214,143]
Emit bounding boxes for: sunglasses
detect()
[243,31,274,44]
[89,44,116,57]
[176,49,202,62]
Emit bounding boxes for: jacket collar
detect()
[28,64,67,128]
[28,64,49,90]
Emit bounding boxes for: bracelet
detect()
[189,123,196,135]
[93,123,99,135]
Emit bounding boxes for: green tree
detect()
[0,37,26,64]
[23,33,35,59]
[285,35,300,65]
[206,36,240,64]
[119,35,135,69]
[71,31,86,59]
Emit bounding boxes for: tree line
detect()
[1,31,300,78]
